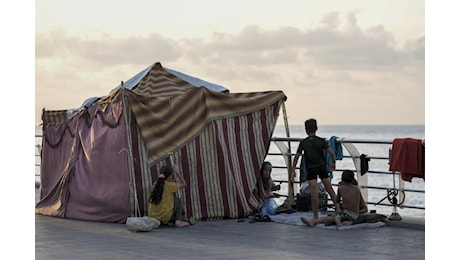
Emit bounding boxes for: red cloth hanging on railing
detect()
[389,138,425,182]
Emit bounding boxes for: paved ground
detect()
[35,190,425,260]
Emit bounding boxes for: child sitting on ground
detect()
[301,170,368,227]
[148,165,190,227]
[260,161,281,218]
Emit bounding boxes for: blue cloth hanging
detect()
[329,136,343,160]
[326,136,343,179]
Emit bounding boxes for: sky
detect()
[34,0,425,126]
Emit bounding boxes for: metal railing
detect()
[35,134,42,188]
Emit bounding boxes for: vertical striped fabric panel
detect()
[147,101,282,220]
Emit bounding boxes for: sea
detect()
[35,124,425,218]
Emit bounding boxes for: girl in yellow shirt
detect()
[148,165,190,227]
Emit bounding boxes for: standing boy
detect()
[291,118,340,221]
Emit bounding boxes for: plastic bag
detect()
[299,181,326,196]
[261,198,278,216]
[126,216,160,232]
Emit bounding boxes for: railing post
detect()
[281,102,296,208]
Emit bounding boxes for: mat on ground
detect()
[269,212,386,230]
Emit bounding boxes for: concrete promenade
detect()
[35,190,425,259]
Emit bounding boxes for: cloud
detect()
[36,11,423,70]
[36,29,183,66]
[35,11,424,125]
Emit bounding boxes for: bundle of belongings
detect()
[126,216,161,232]
[296,181,328,211]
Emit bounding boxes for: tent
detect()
[36,62,287,223]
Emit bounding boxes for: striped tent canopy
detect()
[36,62,287,223]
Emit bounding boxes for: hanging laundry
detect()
[360,154,370,175]
[329,136,343,160]
[389,138,425,182]
[325,136,343,179]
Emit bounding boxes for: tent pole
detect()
[122,89,141,217]
[281,101,295,208]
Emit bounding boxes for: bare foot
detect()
[334,215,342,227]
[175,220,190,227]
[341,220,353,226]
[300,217,315,227]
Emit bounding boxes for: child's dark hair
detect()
[342,170,358,185]
[305,119,318,133]
[260,161,273,192]
[260,161,272,176]
[149,165,173,205]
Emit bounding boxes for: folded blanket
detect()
[269,212,386,230]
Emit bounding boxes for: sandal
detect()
[188,217,196,225]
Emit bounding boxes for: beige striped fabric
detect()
[42,110,68,125]
[126,87,286,165]
[132,62,196,97]
[124,62,287,166]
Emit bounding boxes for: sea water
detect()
[35,125,425,218]
[268,124,425,219]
